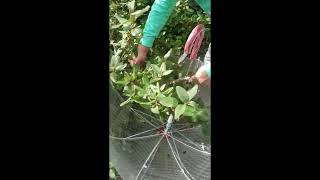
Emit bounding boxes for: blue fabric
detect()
[141,0,211,48]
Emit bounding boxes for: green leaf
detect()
[114,80,126,85]
[110,55,119,67]
[187,8,194,13]
[131,26,142,37]
[122,21,132,29]
[156,82,160,92]
[150,84,158,93]
[187,84,198,100]
[151,106,159,114]
[111,24,122,29]
[164,48,172,59]
[183,105,196,116]
[135,86,145,96]
[127,0,135,13]
[176,86,190,103]
[188,101,197,107]
[134,85,143,91]
[109,169,116,179]
[115,64,127,71]
[123,74,131,84]
[120,97,131,107]
[163,87,173,94]
[150,77,161,83]
[175,104,186,119]
[163,70,173,76]
[120,39,128,48]
[142,77,149,86]
[110,72,117,83]
[176,1,181,7]
[115,14,128,24]
[151,64,161,74]
[133,99,151,105]
[160,84,166,91]
[160,62,166,73]
[115,49,122,56]
[158,96,178,107]
[131,5,150,19]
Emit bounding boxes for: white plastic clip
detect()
[164,114,173,134]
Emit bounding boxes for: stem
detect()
[168,76,191,85]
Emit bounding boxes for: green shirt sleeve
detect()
[140,0,177,48]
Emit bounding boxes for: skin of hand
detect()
[129,44,149,66]
[190,65,210,86]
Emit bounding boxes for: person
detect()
[129,0,211,86]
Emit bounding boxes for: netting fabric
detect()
[109,80,212,180]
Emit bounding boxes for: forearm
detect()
[140,0,177,48]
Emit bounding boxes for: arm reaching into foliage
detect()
[191,43,211,86]
[190,63,211,86]
[140,0,177,48]
[130,0,177,65]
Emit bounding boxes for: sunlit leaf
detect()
[175,104,186,119]
[109,169,116,179]
[150,77,161,83]
[131,5,150,19]
[115,64,127,71]
[188,101,197,107]
[151,106,159,114]
[160,84,166,91]
[127,0,135,13]
[150,84,158,93]
[176,1,181,7]
[187,84,198,100]
[110,72,117,83]
[158,96,178,107]
[176,86,189,103]
[163,87,173,94]
[163,70,173,76]
[164,48,172,59]
[151,64,161,74]
[160,62,166,73]
[131,26,142,37]
[115,14,128,24]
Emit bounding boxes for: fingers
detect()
[128,60,134,66]
[188,75,197,83]
[128,56,139,66]
[128,57,145,66]
[189,74,210,86]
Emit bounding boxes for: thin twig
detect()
[168,76,192,85]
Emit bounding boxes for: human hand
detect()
[189,65,210,86]
[128,44,149,66]
[129,55,146,66]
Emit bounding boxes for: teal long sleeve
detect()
[140,0,177,48]
[141,0,211,48]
